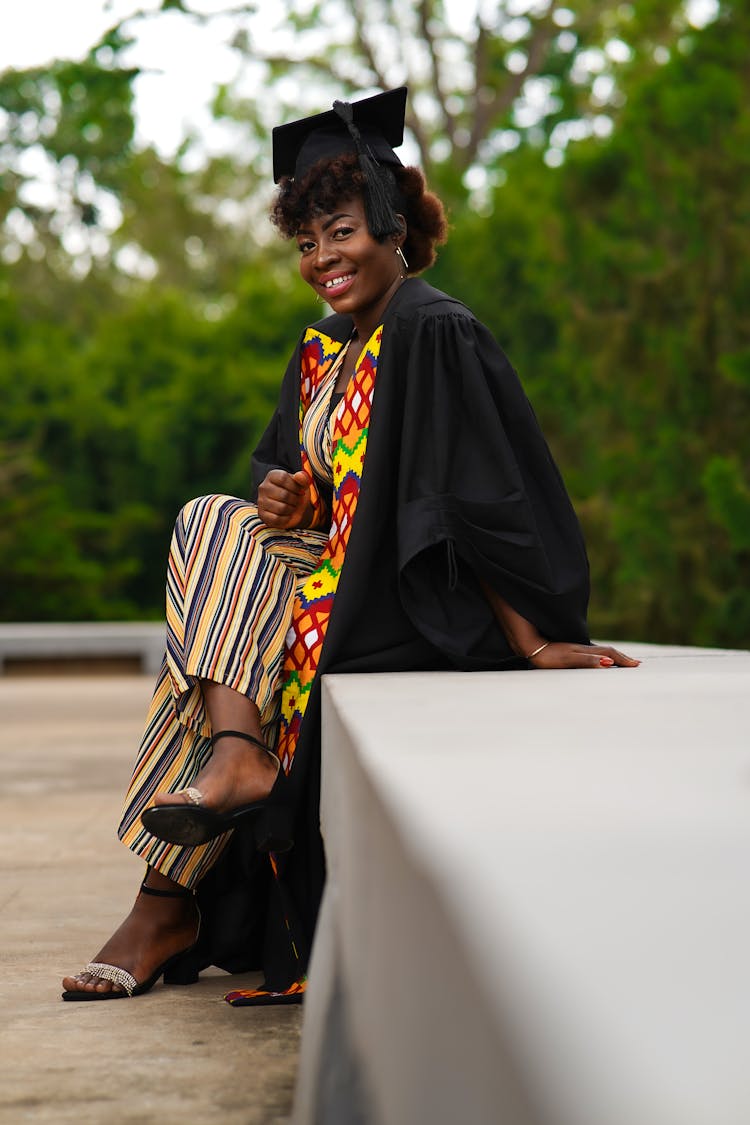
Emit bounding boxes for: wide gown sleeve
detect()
[396,309,590,664]
[249,342,305,499]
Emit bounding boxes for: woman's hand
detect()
[529,642,640,669]
[257,469,314,529]
[478,579,639,669]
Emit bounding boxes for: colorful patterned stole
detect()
[275,323,382,774]
[225,323,381,1008]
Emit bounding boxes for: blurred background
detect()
[0,0,747,647]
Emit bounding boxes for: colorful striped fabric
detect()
[117,327,381,1001]
[118,498,327,886]
[222,326,383,1007]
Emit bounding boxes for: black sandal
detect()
[140,730,293,852]
[61,880,201,1001]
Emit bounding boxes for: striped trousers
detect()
[117,494,327,887]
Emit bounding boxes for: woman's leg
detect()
[61,865,199,997]
[62,496,325,996]
[144,494,325,819]
[61,685,275,998]
[151,682,278,813]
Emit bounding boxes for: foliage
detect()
[432,2,750,646]
[0,0,748,649]
[0,265,318,619]
[553,2,750,646]
[0,27,261,290]
[196,0,687,183]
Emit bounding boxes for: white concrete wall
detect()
[0,622,166,674]
[294,643,750,1125]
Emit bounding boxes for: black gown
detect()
[197,277,590,998]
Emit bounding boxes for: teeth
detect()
[323,274,353,289]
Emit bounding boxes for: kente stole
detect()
[276,324,381,774]
[225,324,381,1006]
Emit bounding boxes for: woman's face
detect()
[296,195,403,326]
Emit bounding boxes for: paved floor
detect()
[0,675,301,1125]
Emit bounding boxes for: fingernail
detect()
[600,657,614,666]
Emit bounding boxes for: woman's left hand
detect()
[529,642,640,669]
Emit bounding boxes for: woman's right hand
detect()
[257,469,314,529]
[529,641,640,669]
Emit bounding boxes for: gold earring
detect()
[396,245,409,273]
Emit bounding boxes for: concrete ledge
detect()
[0,622,166,675]
[295,643,750,1125]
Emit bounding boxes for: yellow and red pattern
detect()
[298,328,342,528]
[225,326,381,1007]
[276,324,382,774]
[225,978,306,1006]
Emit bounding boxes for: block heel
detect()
[162,950,202,986]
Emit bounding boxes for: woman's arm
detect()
[480,580,639,669]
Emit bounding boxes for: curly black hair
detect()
[270,153,448,273]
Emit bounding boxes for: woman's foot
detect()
[61,871,199,997]
[152,732,279,813]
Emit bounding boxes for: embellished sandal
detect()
[140,729,293,852]
[61,880,201,1001]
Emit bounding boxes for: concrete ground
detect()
[0,675,301,1125]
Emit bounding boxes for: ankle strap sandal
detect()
[61,876,201,1002]
[140,729,292,852]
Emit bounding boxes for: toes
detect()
[62,972,97,993]
[92,977,123,994]
[61,972,123,995]
[62,971,94,992]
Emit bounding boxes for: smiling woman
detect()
[295,198,405,336]
[62,86,638,1009]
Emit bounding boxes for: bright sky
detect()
[0,0,243,157]
[0,0,721,161]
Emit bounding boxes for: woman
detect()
[62,88,638,1005]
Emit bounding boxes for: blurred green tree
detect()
[2,0,747,649]
[429,1,749,645]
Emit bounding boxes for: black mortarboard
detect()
[272,87,408,238]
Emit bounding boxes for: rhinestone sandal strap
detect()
[182,787,203,807]
[84,962,138,996]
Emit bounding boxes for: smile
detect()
[321,272,355,294]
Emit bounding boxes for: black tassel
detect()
[332,99,399,238]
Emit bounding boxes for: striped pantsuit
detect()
[117,494,327,887]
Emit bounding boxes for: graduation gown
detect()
[202,277,590,992]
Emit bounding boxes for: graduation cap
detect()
[272,87,408,237]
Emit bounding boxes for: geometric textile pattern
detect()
[298,327,343,529]
[225,326,381,1007]
[276,324,382,774]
